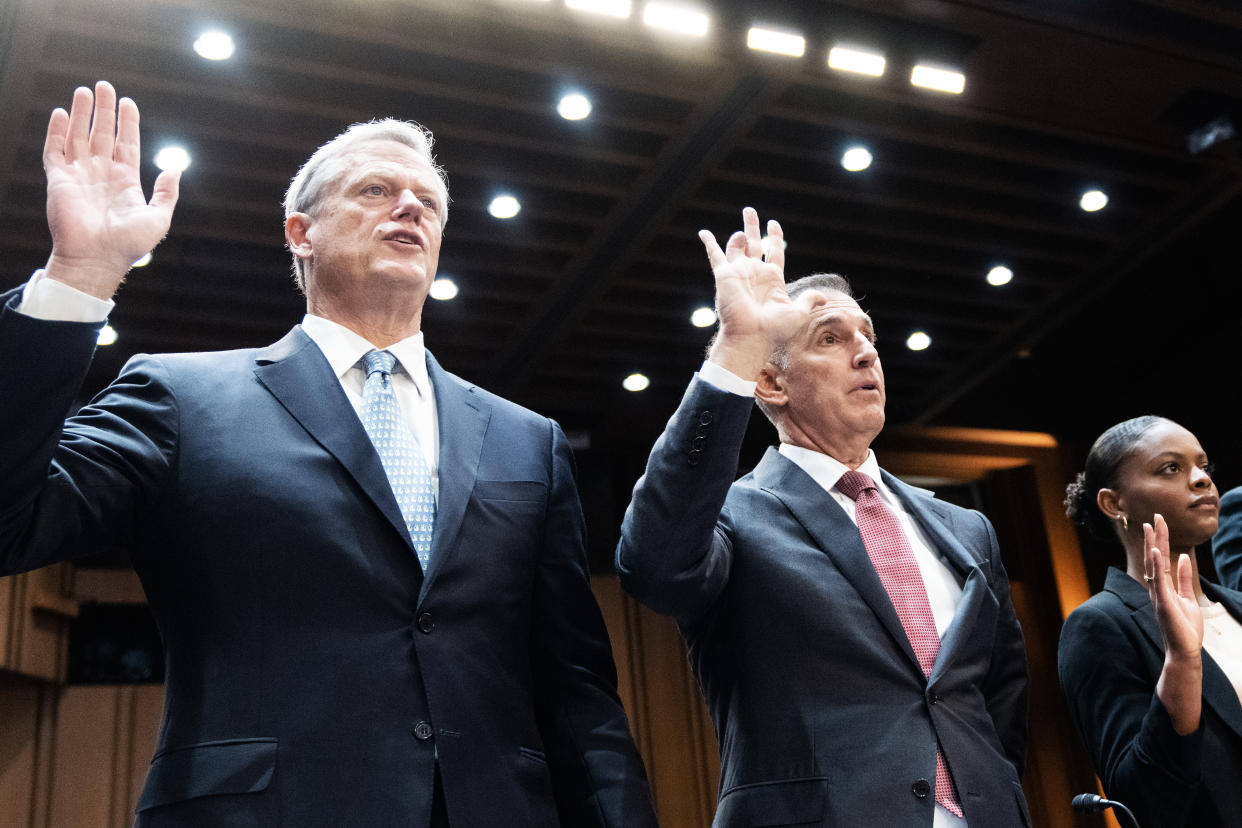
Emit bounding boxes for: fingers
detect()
[698,229,727,271]
[723,230,748,262]
[43,108,70,170]
[88,80,118,160]
[742,206,763,259]
[1176,553,1195,600]
[114,95,142,168]
[764,219,785,271]
[1143,521,1159,588]
[64,85,94,163]
[1154,513,1170,565]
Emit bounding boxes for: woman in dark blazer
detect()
[1058,416,1242,828]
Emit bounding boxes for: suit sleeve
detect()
[529,421,658,828]
[1213,487,1242,592]
[0,288,177,576]
[1058,601,1204,828]
[977,513,1030,774]
[614,377,756,624]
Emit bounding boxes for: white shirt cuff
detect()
[696,360,757,397]
[18,270,113,323]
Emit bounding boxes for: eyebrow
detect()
[1149,450,1208,462]
[808,312,875,338]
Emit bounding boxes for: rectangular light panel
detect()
[910,64,966,94]
[566,0,632,19]
[828,46,886,77]
[747,26,805,57]
[642,2,709,36]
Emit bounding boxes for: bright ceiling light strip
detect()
[747,26,805,57]
[642,2,709,36]
[828,46,885,77]
[566,0,632,19]
[910,64,965,94]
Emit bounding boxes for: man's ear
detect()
[285,212,313,261]
[755,365,788,409]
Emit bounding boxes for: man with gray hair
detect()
[617,208,1030,827]
[0,81,656,827]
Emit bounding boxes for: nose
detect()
[1190,464,1213,489]
[853,332,878,368]
[393,189,424,220]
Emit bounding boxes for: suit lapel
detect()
[418,352,491,604]
[252,327,416,558]
[1111,571,1242,741]
[1202,582,1242,740]
[881,473,989,681]
[754,449,924,677]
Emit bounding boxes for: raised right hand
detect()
[1146,514,1204,735]
[699,207,805,380]
[42,81,180,300]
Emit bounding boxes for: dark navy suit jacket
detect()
[0,287,655,827]
[1212,486,1242,591]
[1058,568,1242,828]
[616,378,1030,827]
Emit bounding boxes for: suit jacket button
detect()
[912,779,931,799]
[691,435,707,450]
[686,450,701,467]
[698,411,714,425]
[418,613,435,633]
[413,721,434,740]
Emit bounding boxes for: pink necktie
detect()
[836,470,962,818]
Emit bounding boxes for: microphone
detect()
[1071,793,1142,828]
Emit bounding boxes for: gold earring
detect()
[1118,514,1129,531]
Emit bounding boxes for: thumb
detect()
[149,168,181,217]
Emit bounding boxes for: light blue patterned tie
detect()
[360,349,436,570]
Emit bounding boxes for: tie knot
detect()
[835,469,877,502]
[363,349,398,378]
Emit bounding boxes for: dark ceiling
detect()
[2,0,1241,485]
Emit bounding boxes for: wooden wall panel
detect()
[0,565,76,683]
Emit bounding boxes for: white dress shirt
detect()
[299,314,438,480]
[1201,597,1242,707]
[697,360,968,828]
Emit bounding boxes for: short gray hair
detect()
[284,118,450,291]
[754,272,854,427]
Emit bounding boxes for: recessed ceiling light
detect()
[906,330,931,351]
[828,46,886,77]
[623,372,651,392]
[986,265,1013,286]
[841,146,872,172]
[154,146,191,172]
[690,306,717,327]
[1080,189,1109,212]
[193,30,235,61]
[747,26,805,57]
[488,195,521,219]
[557,93,592,121]
[910,64,965,94]
[132,252,152,268]
[642,2,710,36]
[566,0,631,19]
[430,278,458,301]
[97,324,118,346]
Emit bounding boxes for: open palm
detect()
[699,208,803,375]
[1145,515,1204,657]
[43,81,179,299]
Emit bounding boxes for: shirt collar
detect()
[300,313,430,397]
[778,443,887,498]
